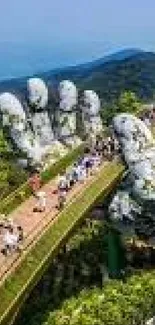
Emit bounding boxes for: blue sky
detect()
[0,0,155,79]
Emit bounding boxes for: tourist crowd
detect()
[0,217,23,256]
[0,135,120,257]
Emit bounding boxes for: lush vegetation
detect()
[15,219,155,325]
[101,90,141,125]
[0,129,27,201]
[16,219,109,325]
[77,51,155,104]
[43,271,155,325]
[0,162,124,325]
[1,50,155,104]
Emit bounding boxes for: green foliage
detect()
[0,162,124,325]
[2,51,155,105]
[117,91,141,114]
[101,101,118,126]
[134,202,155,240]
[0,129,28,201]
[15,214,155,325]
[0,129,10,154]
[76,52,155,104]
[101,91,141,125]
[44,271,155,325]
[16,219,108,325]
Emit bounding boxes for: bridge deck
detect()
[0,162,108,282]
[0,159,124,325]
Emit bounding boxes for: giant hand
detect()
[113,113,155,200]
[0,92,47,164]
[82,90,103,138]
[0,90,66,166]
[58,80,81,147]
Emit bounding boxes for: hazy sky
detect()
[2,0,155,47]
[0,0,155,78]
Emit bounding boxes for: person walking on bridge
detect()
[57,173,68,210]
[28,169,41,197]
[28,169,46,212]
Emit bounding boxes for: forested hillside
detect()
[0,50,155,104]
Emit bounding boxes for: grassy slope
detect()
[0,161,124,325]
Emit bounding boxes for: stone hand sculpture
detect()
[27,78,54,146]
[0,92,46,164]
[58,80,81,147]
[113,113,155,200]
[82,90,103,141]
[27,78,67,163]
[109,190,136,221]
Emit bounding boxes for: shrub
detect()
[49,271,155,325]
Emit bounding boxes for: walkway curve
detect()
[0,161,109,284]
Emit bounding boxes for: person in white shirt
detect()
[75,164,85,182]
[36,191,46,212]
[75,164,81,181]
[144,118,151,127]
[71,164,79,183]
[80,165,87,181]
[3,227,18,255]
[58,174,68,192]
[93,154,101,171]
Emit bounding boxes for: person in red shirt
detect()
[28,170,41,197]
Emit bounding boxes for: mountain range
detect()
[0,48,155,103]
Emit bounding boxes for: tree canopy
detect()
[101,91,141,125]
[0,128,27,200]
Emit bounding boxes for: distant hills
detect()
[0,48,155,103]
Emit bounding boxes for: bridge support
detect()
[107,228,126,279]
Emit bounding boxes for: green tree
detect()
[101,101,118,126]
[0,128,27,200]
[117,91,141,114]
[101,91,141,125]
